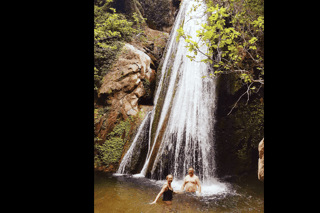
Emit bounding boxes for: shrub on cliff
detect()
[94,117,132,168]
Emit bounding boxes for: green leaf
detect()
[249,37,258,44]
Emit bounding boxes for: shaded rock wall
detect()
[138,0,180,32]
[214,73,264,179]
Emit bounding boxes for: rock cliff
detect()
[94,27,169,172]
[258,138,264,181]
[137,0,180,33]
[214,73,264,179]
[94,0,173,172]
[99,43,156,116]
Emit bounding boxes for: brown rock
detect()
[98,43,155,121]
[133,82,146,98]
[125,93,139,108]
[94,26,168,172]
[258,138,264,181]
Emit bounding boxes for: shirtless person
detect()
[180,167,201,194]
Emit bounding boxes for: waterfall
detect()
[117,0,221,189]
[139,0,190,177]
[143,0,217,183]
[116,111,152,174]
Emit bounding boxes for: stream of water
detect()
[94,172,264,213]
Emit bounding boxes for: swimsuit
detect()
[162,188,173,201]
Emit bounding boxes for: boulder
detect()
[258,138,264,181]
[99,43,155,117]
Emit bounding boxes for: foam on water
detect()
[153,179,228,197]
[132,174,145,178]
[112,173,125,176]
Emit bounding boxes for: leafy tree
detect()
[94,0,146,91]
[177,0,264,114]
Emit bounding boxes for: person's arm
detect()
[196,176,201,194]
[150,184,167,204]
[181,177,186,191]
[173,190,184,194]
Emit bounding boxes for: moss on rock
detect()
[94,117,132,168]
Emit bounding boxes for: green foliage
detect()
[95,117,133,167]
[176,0,264,92]
[232,98,264,172]
[232,99,264,148]
[94,0,146,92]
[95,137,124,167]
[215,95,264,175]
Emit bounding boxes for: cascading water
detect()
[116,111,152,174]
[116,0,227,195]
[143,0,217,181]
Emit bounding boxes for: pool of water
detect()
[94,172,264,212]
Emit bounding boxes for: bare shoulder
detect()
[162,183,168,190]
[195,175,201,182]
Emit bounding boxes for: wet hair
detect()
[166,174,173,180]
[188,167,194,171]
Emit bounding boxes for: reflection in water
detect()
[94,172,264,213]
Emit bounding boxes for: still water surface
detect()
[94,172,263,213]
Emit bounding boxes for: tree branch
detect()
[227,82,253,116]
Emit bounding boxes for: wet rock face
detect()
[258,138,264,181]
[99,43,156,116]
